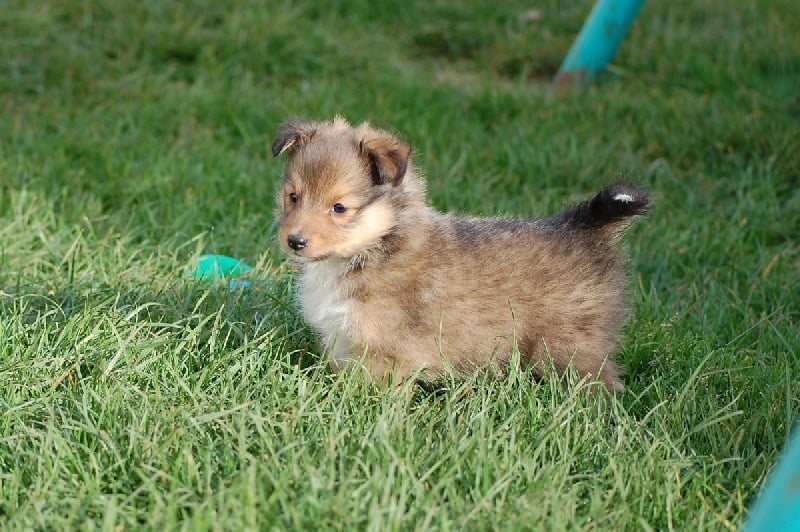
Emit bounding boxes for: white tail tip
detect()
[613,193,634,203]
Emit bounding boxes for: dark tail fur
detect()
[553,184,651,233]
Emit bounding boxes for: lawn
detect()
[1,0,798,529]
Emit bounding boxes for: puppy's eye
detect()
[331,203,347,214]
[288,192,298,204]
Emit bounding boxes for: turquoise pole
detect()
[745,425,800,531]
[553,0,645,91]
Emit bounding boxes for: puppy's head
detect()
[272,117,413,262]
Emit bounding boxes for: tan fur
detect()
[273,117,647,392]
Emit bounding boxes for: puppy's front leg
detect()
[356,350,423,393]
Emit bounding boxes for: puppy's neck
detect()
[354,201,433,270]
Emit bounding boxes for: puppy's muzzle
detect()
[287,233,309,251]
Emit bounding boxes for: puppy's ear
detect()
[271,120,317,157]
[359,132,412,186]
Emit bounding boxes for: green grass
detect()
[1,0,798,529]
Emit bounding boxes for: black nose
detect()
[287,234,309,251]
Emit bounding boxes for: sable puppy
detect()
[272,117,650,392]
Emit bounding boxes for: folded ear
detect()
[271,120,318,157]
[359,131,412,186]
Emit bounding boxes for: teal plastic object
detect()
[745,425,800,531]
[191,254,252,282]
[554,0,646,91]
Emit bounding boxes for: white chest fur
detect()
[295,260,354,363]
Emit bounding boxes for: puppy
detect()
[272,117,650,392]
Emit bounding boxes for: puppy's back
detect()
[384,187,650,390]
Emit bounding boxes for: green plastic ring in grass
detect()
[191,254,252,280]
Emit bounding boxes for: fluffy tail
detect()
[554,184,651,234]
